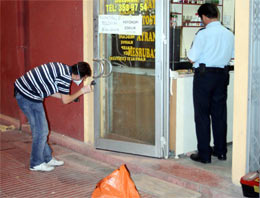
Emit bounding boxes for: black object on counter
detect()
[171,61,193,71]
[170,27,181,64]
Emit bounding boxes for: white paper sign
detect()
[98,15,142,35]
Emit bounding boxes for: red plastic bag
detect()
[92,164,140,198]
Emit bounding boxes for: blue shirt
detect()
[15,62,72,102]
[188,21,234,68]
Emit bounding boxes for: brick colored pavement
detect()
[0,130,153,197]
[0,129,202,198]
[0,120,244,198]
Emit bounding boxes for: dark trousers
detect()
[193,71,229,160]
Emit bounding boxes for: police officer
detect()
[188,3,234,163]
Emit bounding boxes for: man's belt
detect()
[193,67,225,73]
[194,63,230,74]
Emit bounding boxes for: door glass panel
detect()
[98,0,156,145]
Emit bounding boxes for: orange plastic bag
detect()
[91,164,140,198]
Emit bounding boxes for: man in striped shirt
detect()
[14,62,92,171]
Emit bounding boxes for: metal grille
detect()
[247,0,260,172]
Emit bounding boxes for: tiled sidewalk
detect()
[0,129,201,198]
[0,130,151,197]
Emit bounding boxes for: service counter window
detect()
[170,0,235,71]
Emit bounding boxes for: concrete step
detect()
[132,174,201,198]
[48,130,243,198]
[61,152,201,198]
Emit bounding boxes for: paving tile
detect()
[0,131,159,198]
[157,163,221,187]
[0,125,243,198]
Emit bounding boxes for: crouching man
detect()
[14,62,93,171]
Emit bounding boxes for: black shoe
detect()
[212,151,227,160]
[190,153,211,164]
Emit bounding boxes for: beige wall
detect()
[232,0,250,185]
[83,0,94,144]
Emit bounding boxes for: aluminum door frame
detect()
[246,0,260,172]
[93,0,170,158]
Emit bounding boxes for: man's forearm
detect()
[61,90,83,104]
[60,85,93,104]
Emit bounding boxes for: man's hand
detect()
[60,84,94,104]
[188,58,194,64]
[81,85,93,94]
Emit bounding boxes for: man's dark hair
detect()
[198,3,219,19]
[71,62,92,78]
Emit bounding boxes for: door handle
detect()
[101,58,112,78]
[93,58,104,79]
[93,58,112,78]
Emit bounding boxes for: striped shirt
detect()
[15,62,72,102]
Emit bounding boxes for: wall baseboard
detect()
[0,114,20,129]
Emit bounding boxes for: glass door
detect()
[93,0,170,158]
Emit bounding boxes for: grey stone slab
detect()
[132,174,201,198]
[61,153,115,175]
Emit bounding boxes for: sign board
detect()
[98,15,142,35]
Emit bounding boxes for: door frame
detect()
[93,0,170,158]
